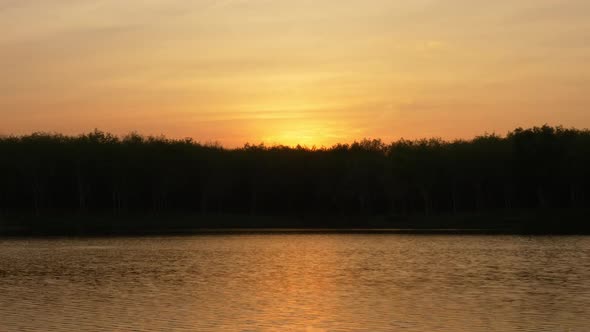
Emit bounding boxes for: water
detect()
[1,234,589,331]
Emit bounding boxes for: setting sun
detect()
[261,123,333,147]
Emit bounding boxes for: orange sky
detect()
[1,0,589,147]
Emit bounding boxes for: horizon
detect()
[2,2,590,331]
[2,124,587,149]
[2,1,590,146]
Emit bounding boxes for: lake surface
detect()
[1,234,589,331]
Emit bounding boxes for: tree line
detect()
[0,125,589,231]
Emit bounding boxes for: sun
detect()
[238,94,354,147]
[261,122,335,147]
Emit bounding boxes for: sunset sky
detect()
[1,0,589,147]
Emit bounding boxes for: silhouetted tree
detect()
[0,125,588,232]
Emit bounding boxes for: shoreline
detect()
[2,210,589,236]
[2,227,589,238]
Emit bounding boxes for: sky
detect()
[1,0,589,147]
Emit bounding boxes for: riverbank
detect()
[1,209,589,236]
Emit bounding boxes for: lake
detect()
[1,234,589,331]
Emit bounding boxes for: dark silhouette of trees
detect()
[0,126,588,233]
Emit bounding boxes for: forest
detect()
[0,125,589,234]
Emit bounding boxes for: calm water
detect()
[1,235,589,331]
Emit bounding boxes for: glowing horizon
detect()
[1,1,589,147]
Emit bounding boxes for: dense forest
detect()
[1,125,589,234]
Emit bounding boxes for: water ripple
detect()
[0,235,589,331]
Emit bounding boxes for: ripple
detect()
[0,235,589,331]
